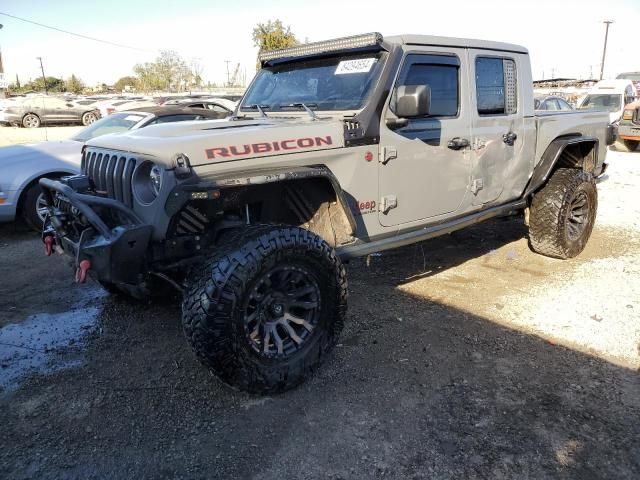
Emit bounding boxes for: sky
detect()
[0,0,638,87]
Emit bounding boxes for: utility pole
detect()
[36,56,47,94]
[224,60,231,87]
[600,20,613,80]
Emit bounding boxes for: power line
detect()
[0,11,156,53]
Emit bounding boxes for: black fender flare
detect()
[523,134,599,197]
[166,165,357,236]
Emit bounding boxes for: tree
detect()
[133,50,190,92]
[114,76,138,92]
[252,19,298,68]
[189,59,204,89]
[65,74,84,94]
[27,76,65,93]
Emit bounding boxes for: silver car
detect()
[0,106,226,229]
[2,96,100,128]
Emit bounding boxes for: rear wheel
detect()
[528,168,597,259]
[623,139,639,152]
[182,225,348,394]
[22,113,40,128]
[82,111,98,126]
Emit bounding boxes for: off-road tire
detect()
[21,180,50,231]
[82,111,98,126]
[182,225,348,394]
[623,139,639,152]
[22,113,40,128]
[528,168,597,259]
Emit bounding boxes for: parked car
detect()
[534,95,573,111]
[0,106,227,230]
[577,80,636,124]
[162,97,236,115]
[40,32,611,394]
[2,96,101,128]
[95,99,156,117]
[618,99,640,151]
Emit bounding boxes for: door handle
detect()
[503,132,518,146]
[447,137,470,150]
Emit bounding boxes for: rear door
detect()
[378,48,472,227]
[467,52,524,205]
[31,97,61,123]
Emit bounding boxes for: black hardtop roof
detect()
[125,106,227,117]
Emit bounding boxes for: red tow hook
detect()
[44,236,54,256]
[75,259,91,284]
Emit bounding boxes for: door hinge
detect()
[472,138,486,150]
[379,195,398,214]
[380,146,397,165]
[471,178,484,195]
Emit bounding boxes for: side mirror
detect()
[395,85,431,118]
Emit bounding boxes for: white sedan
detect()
[0,106,227,230]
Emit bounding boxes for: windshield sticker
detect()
[123,115,144,122]
[335,58,376,75]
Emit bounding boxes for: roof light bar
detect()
[259,32,384,63]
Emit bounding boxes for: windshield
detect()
[617,73,640,82]
[241,52,385,112]
[71,112,147,142]
[578,94,622,113]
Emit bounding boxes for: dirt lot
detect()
[1,149,639,479]
[0,125,83,147]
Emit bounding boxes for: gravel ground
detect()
[0,148,639,479]
[0,125,83,146]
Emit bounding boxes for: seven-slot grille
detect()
[82,149,137,207]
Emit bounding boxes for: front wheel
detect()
[623,139,639,152]
[82,111,98,126]
[21,181,51,231]
[528,168,597,259]
[182,226,348,394]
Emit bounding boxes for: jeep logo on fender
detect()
[205,136,333,159]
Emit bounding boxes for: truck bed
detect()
[534,110,610,170]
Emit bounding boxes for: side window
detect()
[545,99,561,111]
[557,99,572,111]
[475,57,517,115]
[207,104,231,114]
[396,54,460,117]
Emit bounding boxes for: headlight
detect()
[133,161,164,205]
[622,109,634,121]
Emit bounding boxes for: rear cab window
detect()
[475,56,517,115]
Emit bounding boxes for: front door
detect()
[378,49,472,227]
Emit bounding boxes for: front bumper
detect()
[0,190,18,222]
[618,123,640,141]
[39,177,153,286]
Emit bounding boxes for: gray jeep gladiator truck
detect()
[41,33,612,393]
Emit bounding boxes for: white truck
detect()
[41,33,612,393]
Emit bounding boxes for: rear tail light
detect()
[106,108,115,115]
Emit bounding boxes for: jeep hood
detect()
[85,117,346,167]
